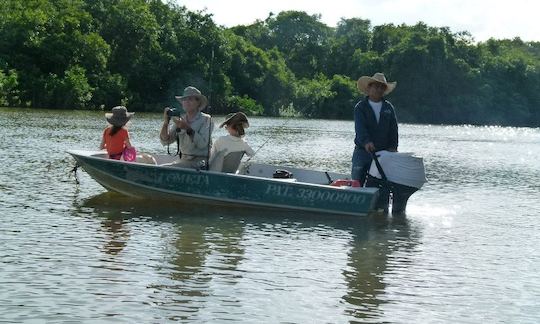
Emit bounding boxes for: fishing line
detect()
[205,47,215,169]
[245,117,291,163]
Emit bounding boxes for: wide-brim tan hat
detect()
[105,106,134,127]
[175,86,208,111]
[220,112,250,128]
[357,72,397,95]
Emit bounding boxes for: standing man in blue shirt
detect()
[351,72,399,184]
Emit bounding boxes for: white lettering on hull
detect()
[265,184,366,205]
[155,172,210,186]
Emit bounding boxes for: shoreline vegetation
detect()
[1,0,539,127]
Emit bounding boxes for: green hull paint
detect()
[69,150,378,216]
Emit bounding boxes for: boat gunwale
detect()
[68,150,377,192]
[68,150,378,216]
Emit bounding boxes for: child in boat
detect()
[100,106,134,160]
[209,112,255,172]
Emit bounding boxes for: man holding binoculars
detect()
[160,86,214,168]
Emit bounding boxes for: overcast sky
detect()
[176,0,539,42]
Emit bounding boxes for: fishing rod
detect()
[167,47,215,164]
[207,47,214,110]
[204,46,215,170]
[244,117,291,163]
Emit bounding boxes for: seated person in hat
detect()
[160,86,214,168]
[352,72,399,183]
[100,106,134,160]
[208,112,255,172]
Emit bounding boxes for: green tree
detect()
[147,1,229,111]
[224,31,295,116]
[0,69,19,106]
[293,74,356,119]
[328,18,372,77]
[266,11,333,78]
[0,0,110,108]
[229,18,274,50]
[1,2,539,126]
[371,24,404,54]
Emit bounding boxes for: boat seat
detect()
[221,151,245,173]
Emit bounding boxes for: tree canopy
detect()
[1,1,539,126]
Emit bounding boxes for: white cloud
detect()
[175,0,540,42]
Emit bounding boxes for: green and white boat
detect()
[68,150,378,216]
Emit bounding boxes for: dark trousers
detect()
[351,147,372,184]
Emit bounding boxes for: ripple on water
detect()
[2,110,540,322]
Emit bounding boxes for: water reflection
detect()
[75,192,419,322]
[101,216,130,255]
[81,193,133,256]
[343,214,419,321]
[169,221,211,283]
[77,193,249,320]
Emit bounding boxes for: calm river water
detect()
[1,107,540,323]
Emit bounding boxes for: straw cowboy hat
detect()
[105,106,134,127]
[175,86,208,111]
[357,72,397,95]
[220,112,250,129]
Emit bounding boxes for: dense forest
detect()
[1,0,539,126]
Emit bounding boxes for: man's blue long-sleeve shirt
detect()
[353,97,398,151]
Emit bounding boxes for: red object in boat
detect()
[330,179,362,187]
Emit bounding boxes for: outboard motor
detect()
[366,151,426,214]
